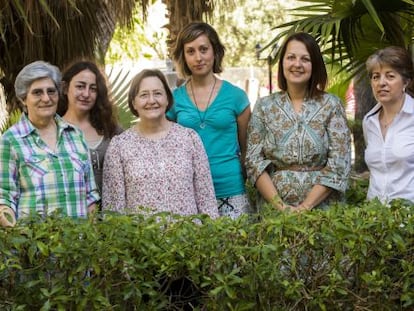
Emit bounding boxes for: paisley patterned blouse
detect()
[246,92,352,207]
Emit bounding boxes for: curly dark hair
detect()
[58,60,119,138]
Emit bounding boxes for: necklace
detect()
[381,119,393,129]
[380,110,399,130]
[190,76,217,129]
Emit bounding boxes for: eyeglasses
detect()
[30,88,58,98]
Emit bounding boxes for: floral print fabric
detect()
[246,92,352,206]
[102,123,218,218]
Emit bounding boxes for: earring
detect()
[403,86,406,93]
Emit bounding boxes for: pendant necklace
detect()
[190,76,217,129]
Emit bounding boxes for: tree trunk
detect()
[162,0,215,58]
[352,72,376,173]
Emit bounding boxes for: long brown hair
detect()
[58,60,119,138]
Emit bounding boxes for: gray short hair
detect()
[14,61,61,101]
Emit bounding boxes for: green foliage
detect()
[268,0,414,80]
[0,109,21,134]
[106,66,136,129]
[210,0,286,68]
[1,185,414,310]
[346,173,370,205]
[105,1,167,64]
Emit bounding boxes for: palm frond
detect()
[106,65,135,128]
[267,0,414,80]
[0,109,21,134]
[0,0,146,112]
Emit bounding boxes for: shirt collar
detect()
[16,113,75,138]
[365,93,414,120]
[401,93,414,114]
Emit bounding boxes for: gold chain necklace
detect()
[380,110,399,130]
[190,77,217,129]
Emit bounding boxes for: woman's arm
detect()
[255,173,289,210]
[0,137,19,225]
[190,131,219,218]
[237,106,251,178]
[246,98,291,210]
[316,96,352,194]
[102,139,126,211]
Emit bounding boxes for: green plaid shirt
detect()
[0,114,100,219]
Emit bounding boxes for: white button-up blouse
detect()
[363,93,414,203]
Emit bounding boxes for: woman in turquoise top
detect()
[168,22,252,219]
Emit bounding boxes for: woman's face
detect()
[133,76,169,121]
[282,39,312,88]
[183,34,215,77]
[370,64,407,106]
[65,69,97,114]
[25,78,58,124]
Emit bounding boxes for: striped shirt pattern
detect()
[0,114,100,219]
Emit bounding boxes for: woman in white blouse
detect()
[363,46,414,203]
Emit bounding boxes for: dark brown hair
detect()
[127,69,173,117]
[58,60,119,138]
[277,32,327,99]
[172,22,225,78]
[366,46,414,97]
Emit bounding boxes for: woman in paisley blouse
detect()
[246,32,352,211]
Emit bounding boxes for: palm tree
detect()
[0,0,232,114]
[266,0,414,172]
[162,0,234,57]
[0,0,148,111]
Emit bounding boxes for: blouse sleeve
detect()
[233,85,250,115]
[316,95,352,193]
[189,130,219,218]
[245,98,273,185]
[102,137,126,212]
[0,137,19,213]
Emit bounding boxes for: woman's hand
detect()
[293,185,332,212]
[0,205,16,227]
[293,202,312,212]
[271,195,294,211]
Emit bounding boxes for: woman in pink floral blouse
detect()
[102,69,218,218]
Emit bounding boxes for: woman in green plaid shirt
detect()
[0,61,100,227]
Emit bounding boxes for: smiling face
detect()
[24,78,58,125]
[183,34,215,77]
[370,64,407,106]
[132,76,169,122]
[65,69,97,114]
[282,39,312,89]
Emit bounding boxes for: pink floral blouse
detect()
[102,122,218,218]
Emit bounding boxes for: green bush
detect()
[1,194,413,310]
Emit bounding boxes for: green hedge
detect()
[1,196,413,310]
